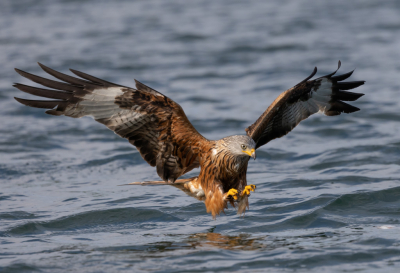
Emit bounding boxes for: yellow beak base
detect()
[243,149,256,159]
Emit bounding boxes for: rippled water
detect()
[1,0,400,272]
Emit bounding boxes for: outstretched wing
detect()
[245,61,365,149]
[14,63,205,182]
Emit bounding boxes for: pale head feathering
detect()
[219,135,256,159]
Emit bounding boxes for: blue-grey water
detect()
[1,0,400,272]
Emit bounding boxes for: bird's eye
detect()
[241,144,247,150]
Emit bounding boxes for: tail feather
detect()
[124,180,171,185]
[122,177,197,186]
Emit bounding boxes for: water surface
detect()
[1,0,400,272]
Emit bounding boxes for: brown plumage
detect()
[14,61,364,218]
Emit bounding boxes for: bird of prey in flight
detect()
[14,61,364,218]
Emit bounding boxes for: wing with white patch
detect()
[14,63,205,182]
[246,61,365,149]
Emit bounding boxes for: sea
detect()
[1,0,400,272]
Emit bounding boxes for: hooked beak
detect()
[244,148,256,160]
[250,148,256,160]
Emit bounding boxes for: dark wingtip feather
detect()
[69,68,119,87]
[320,60,342,78]
[14,97,24,104]
[13,83,72,100]
[337,81,365,90]
[296,66,317,86]
[14,68,78,92]
[329,100,360,114]
[15,68,26,76]
[332,90,364,101]
[344,105,360,114]
[331,70,355,82]
[14,97,65,109]
[37,62,97,87]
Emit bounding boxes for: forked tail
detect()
[122,177,197,186]
[121,176,206,201]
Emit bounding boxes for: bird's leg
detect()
[225,188,239,200]
[241,184,256,196]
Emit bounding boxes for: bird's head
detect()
[221,135,256,160]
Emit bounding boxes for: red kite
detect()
[14,61,364,218]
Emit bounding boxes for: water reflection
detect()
[96,232,265,254]
[186,232,265,251]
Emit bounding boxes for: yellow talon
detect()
[226,188,238,200]
[241,184,256,196]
